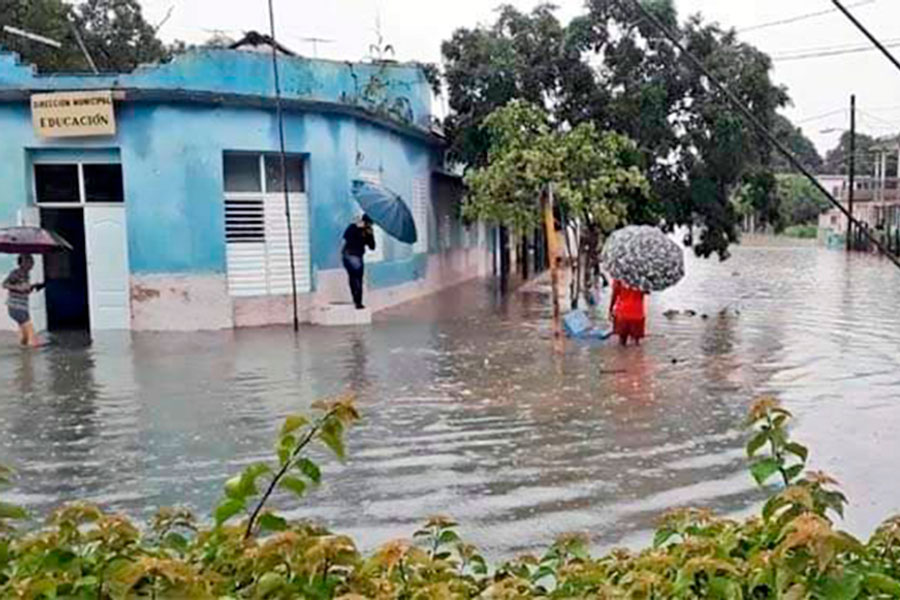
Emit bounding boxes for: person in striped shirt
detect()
[3,255,43,347]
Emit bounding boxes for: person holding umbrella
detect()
[609,279,647,346]
[3,255,44,347]
[342,214,376,310]
[600,225,686,347]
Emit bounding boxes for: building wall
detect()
[0,50,489,332]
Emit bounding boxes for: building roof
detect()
[0,47,443,146]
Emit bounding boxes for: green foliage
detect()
[463,100,652,306]
[784,225,820,240]
[0,0,181,73]
[772,115,825,175]
[4,395,900,598]
[442,1,792,261]
[777,175,832,229]
[825,131,878,176]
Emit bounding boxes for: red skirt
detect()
[614,317,646,340]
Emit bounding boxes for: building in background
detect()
[0,46,491,332]
[818,138,900,249]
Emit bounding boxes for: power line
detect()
[773,40,900,62]
[795,108,848,125]
[773,36,900,58]
[613,0,900,270]
[832,0,900,75]
[737,0,876,34]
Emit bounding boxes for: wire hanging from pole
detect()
[614,0,900,271]
[267,0,301,332]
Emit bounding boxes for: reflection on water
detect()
[3,240,900,558]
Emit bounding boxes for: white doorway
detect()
[84,206,130,330]
[32,160,131,331]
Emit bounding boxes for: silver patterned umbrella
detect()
[600,226,684,292]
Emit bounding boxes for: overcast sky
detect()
[139,0,900,155]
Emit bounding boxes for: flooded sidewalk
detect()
[2,239,900,558]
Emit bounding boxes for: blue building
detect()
[0,46,490,331]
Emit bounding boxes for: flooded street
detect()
[2,238,900,559]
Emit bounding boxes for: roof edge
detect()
[0,87,445,147]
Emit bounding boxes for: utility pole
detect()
[848,94,856,251]
[267,0,301,332]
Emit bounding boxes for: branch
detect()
[153,6,174,33]
[243,410,337,540]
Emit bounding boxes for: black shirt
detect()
[343,223,376,257]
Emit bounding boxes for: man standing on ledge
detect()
[342,214,376,310]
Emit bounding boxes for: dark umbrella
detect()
[351,180,418,244]
[0,226,73,254]
[600,225,684,292]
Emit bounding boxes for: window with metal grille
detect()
[223,152,311,297]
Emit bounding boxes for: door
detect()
[17,207,48,332]
[84,206,130,330]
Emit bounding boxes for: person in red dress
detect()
[609,279,647,346]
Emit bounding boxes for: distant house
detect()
[818,137,900,245]
[0,45,492,332]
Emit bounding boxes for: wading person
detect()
[3,254,43,347]
[342,214,375,310]
[609,278,647,347]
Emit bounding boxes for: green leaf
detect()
[785,442,809,463]
[277,434,296,465]
[258,513,288,533]
[762,496,786,521]
[319,419,346,460]
[281,414,309,435]
[864,573,900,596]
[214,498,245,526]
[439,529,461,545]
[709,576,742,600]
[654,528,676,548]
[784,464,804,483]
[0,501,27,520]
[814,571,862,600]
[471,556,488,575]
[532,565,556,583]
[750,458,782,486]
[746,431,769,458]
[163,532,188,552]
[74,575,99,591]
[256,572,286,596]
[296,457,322,484]
[224,475,244,500]
[279,475,307,498]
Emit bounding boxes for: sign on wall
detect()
[31,90,116,138]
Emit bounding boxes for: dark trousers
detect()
[342,253,365,308]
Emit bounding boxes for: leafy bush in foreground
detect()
[2,395,900,598]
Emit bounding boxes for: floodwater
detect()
[2,238,900,559]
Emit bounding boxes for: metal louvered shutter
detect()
[226,195,267,296]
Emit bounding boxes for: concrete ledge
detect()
[310,303,372,326]
[131,274,232,331]
[233,293,314,328]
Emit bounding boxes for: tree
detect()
[443,0,791,261]
[0,0,177,73]
[823,131,877,176]
[776,174,831,228]
[441,4,598,168]
[772,115,824,174]
[463,100,652,307]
